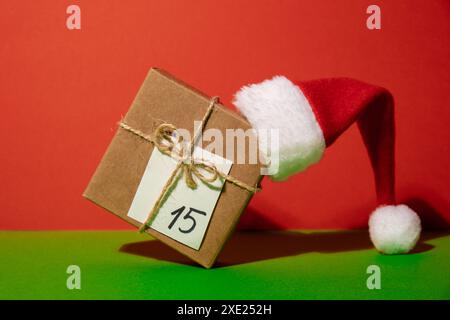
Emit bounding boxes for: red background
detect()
[1,0,449,230]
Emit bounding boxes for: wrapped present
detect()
[83,68,262,268]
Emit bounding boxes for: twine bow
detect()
[119,97,260,233]
[152,123,220,190]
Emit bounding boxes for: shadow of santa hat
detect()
[233,76,421,254]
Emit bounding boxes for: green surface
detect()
[0,230,449,299]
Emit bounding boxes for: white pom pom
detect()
[369,204,421,254]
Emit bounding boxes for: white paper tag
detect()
[127,146,233,250]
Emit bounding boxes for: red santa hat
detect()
[233,76,421,254]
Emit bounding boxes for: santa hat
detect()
[233,76,421,254]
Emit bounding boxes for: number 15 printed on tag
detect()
[127,147,233,250]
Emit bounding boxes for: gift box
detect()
[83,68,262,268]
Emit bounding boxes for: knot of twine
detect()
[119,97,260,232]
[151,122,222,190]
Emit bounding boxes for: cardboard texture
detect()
[83,68,262,268]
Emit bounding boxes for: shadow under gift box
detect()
[83,68,263,268]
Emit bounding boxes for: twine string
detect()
[119,97,260,232]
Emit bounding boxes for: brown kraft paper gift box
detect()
[83,68,263,268]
